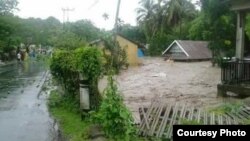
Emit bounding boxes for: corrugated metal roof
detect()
[163,40,212,60]
[177,40,212,60]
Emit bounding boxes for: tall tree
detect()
[136,0,197,40]
[102,13,109,21]
[0,0,19,58]
[118,24,146,43]
[136,0,157,41]
[0,0,18,15]
[165,0,197,38]
[0,15,20,55]
[189,0,236,66]
[66,20,101,42]
[136,0,197,55]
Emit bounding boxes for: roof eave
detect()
[162,40,189,57]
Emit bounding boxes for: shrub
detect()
[93,76,135,140]
[50,46,103,109]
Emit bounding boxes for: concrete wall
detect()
[116,35,139,66]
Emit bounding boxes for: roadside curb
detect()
[37,70,50,98]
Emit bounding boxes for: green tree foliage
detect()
[66,20,101,42]
[189,0,236,65]
[15,17,62,47]
[118,24,146,43]
[166,0,197,38]
[136,0,157,41]
[0,0,19,57]
[188,13,207,40]
[50,47,103,109]
[102,36,128,73]
[246,14,250,40]
[17,18,101,49]
[136,0,197,55]
[148,32,176,56]
[0,12,103,60]
[49,30,86,50]
[0,15,20,57]
[0,0,18,15]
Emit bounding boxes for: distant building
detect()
[89,34,145,66]
[162,40,212,61]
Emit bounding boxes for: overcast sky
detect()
[15,0,199,30]
[15,0,140,30]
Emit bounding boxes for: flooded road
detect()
[0,61,56,141]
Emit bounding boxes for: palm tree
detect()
[136,0,155,23]
[164,0,197,38]
[166,0,182,27]
[102,13,109,21]
[136,0,157,41]
[136,0,197,40]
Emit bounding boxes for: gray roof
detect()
[162,40,212,60]
[231,0,250,11]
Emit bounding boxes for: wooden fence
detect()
[138,99,250,139]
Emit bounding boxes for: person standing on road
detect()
[17,52,21,61]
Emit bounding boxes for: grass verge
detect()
[208,102,244,115]
[48,90,91,141]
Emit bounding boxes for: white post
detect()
[235,11,246,81]
[236,11,245,61]
[80,84,90,110]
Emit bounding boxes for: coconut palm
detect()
[102,13,109,21]
[136,0,197,40]
[136,0,158,40]
[163,0,196,37]
[136,0,155,23]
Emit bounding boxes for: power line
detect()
[62,7,75,23]
[88,0,100,10]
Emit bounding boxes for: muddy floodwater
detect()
[0,61,56,141]
[116,57,228,123]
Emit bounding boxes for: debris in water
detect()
[151,72,167,77]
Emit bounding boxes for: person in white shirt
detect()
[17,52,21,61]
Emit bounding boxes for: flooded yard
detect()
[116,57,225,122]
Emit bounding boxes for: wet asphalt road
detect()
[0,61,55,141]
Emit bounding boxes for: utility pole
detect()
[113,0,121,47]
[62,7,75,23]
[111,0,122,68]
[114,0,121,34]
